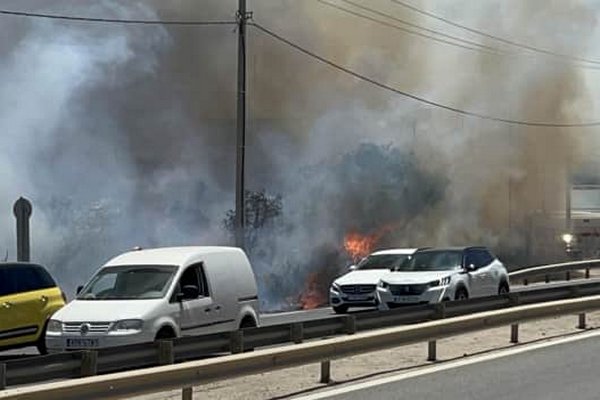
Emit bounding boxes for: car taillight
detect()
[61,291,67,303]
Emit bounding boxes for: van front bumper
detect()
[46,331,154,352]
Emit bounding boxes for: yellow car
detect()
[0,263,66,354]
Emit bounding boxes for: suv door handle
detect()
[40,295,48,303]
[214,305,221,311]
[204,308,211,312]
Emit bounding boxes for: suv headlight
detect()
[46,319,62,333]
[378,281,389,289]
[429,276,451,287]
[110,319,143,332]
[331,282,341,292]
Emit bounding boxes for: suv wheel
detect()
[454,288,469,301]
[332,304,348,314]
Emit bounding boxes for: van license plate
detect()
[66,338,99,348]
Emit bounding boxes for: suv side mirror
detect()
[76,285,84,295]
[179,285,200,300]
[464,264,477,273]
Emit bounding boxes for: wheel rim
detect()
[499,286,508,295]
[457,292,467,300]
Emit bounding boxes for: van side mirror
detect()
[348,265,357,271]
[76,285,84,295]
[179,285,200,300]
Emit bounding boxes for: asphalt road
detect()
[309,332,600,400]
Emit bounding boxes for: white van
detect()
[45,246,260,351]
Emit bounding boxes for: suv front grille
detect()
[340,285,376,294]
[63,322,111,334]
[389,284,428,296]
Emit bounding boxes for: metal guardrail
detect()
[3,294,600,400]
[2,279,600,390]
[509,259,600,284]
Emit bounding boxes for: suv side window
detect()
[481,250,495,265]
[474,250,493,268]
[464,250,478,269]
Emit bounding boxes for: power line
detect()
[251,21,600,128]
[316,0,501,55]
[0,9,235,25]
[334,0,501,53]
[390,0,600,66]
[321,0,600,70]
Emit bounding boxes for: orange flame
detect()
[298,272,327,310]
[344,225,396,261]
[344,232,378,261]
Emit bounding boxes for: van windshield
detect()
[77,265,177,300]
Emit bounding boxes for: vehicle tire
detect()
[332,305,348,314]
[498,282,510,295]
[454,288,469,301]
[154,326,176,341]
[36,321,49,355]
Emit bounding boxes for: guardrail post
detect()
[510,324,519,343]
[0,362,6,390]
[586,268,590,279]
[578,313,587,329]
[290,323,304,344]
[344,315,356,335]
[158,340,174,365]
[523,279,528,286]
[230,330,244,354]
[182,387,193,400]
[427,340,437,362]
[566,271,571,281]
[545,275,550,283]
[80,350,98,377]
[320,360,331,384]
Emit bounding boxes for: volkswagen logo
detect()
[80,323,91,336]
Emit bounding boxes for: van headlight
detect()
[378,281,389,289]
[46,319,62,333]
[110,319,143,332]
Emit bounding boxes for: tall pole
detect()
[235,0,248,249]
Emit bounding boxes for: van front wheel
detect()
[155,326,176,341]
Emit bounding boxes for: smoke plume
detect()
[1,0,599,309]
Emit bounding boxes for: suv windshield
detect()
[356,254,411,270]
[397,250,463,272]
[78,265,177,300]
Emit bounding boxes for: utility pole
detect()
[235,0,250,249]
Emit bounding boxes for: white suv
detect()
[377,247,509,310]
[329,248,418,313]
